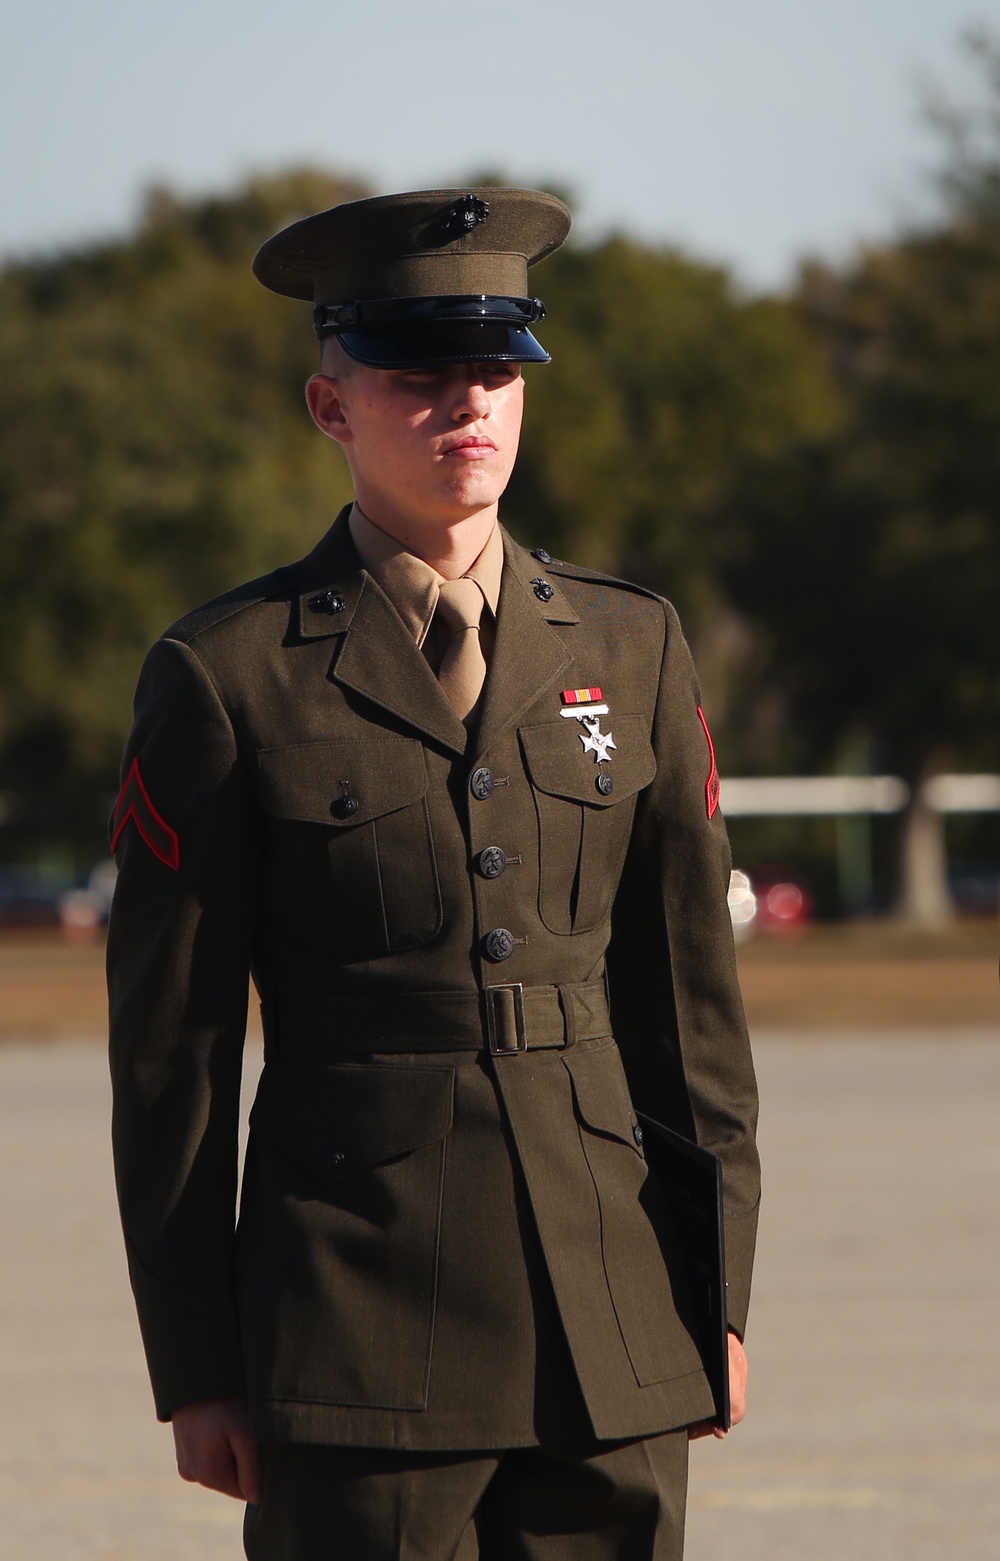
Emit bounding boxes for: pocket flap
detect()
[250,1061,455,1179]
[563,1044,644,1156]
[519,717,655,807]
[257,738,428,826]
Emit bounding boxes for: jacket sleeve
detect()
[107,634,261,1419]
[606,599,760,1339]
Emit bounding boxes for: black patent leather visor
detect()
[337,322,551,368]
[314,294,551,367]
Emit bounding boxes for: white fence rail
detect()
[720,774,1000,817]
[921,774,1000,812]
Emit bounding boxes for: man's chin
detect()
[438,471,508,515]
[430,483,502,521]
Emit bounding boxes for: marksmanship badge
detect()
[560,687,617,763]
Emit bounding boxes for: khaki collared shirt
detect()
[348,502,502,674]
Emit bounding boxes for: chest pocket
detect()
[520,716,656,934]
[257,737,442,961]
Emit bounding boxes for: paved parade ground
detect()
[1,1024,998,1560]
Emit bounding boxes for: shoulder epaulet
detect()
[541,555,665,605]
[163,563,297,644]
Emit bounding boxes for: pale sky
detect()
[0,0,987,287]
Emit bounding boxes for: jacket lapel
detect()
[334,581,469,755]
[293,509,468,757]
[473,532,579,760]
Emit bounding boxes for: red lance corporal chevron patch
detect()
[696,706,721,820]
[111,756,181,870]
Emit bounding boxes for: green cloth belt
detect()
[265,979,611,1056]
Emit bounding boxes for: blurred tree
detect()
[722,31,1000,921]
[505,234,840,725]
[924,25,1000,224]
[0,168,365,861]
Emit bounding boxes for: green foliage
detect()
[507,236,839,628]
[0,169,365,853]
[723,204,1000,781]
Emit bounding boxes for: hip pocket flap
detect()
[250,1061,455,1179]
[563,1043,644,1155]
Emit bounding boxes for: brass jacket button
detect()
[596,773,615,796]
[476,846,508,879]
[531,547,553,565]
[470,767,495,801]
[483,928,516,962]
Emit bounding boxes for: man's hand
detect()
[688,1331,748,1441]
[172,1394,263,1503]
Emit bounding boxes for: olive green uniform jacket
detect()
[107,509,760,1450]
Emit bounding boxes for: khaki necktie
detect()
[434,577,488,720]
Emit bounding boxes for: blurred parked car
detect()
[948,863,1000,916]
[727,870,758,943]
[751,868,814,935]
[0,860,117,937]
[0,869,62,930]
[728,867,813,940]
[58,859,118,940]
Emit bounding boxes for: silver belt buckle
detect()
[484,984,527,1055]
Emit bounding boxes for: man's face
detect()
[306,357,525,529]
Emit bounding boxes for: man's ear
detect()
[305,374,352,445]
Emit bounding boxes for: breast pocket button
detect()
[330,795,360,818]
[596,773,615,796]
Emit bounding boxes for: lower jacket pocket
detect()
[238,1061,455,1410]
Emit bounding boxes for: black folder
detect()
[636,1113,731,1430]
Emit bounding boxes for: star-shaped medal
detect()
[579,715,617,763]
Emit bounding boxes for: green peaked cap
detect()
[254,187,571,302]
[253,187,571,368]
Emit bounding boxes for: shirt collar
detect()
[348,502,504,648]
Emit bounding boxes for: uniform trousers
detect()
[242,1431,689,1561]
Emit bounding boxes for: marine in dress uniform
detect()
[107,188,760,1560]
